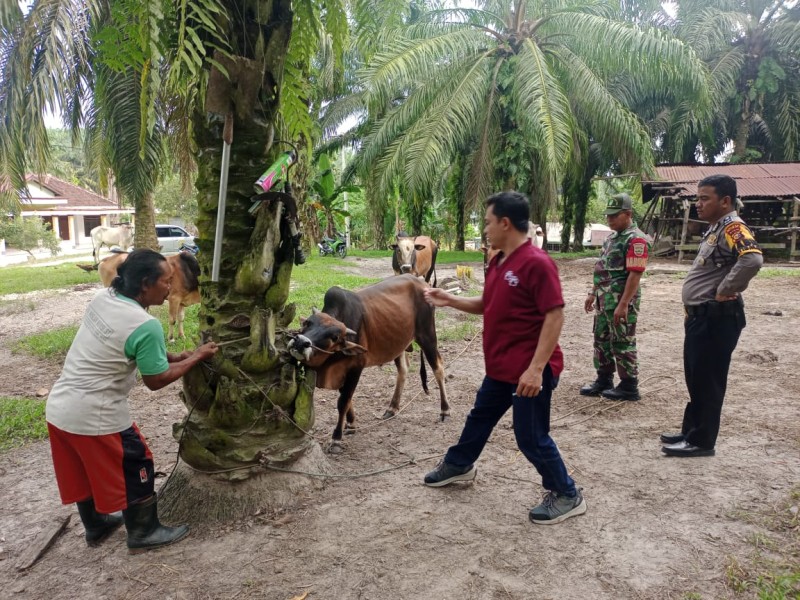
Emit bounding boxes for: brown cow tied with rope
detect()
[288,275,449,453]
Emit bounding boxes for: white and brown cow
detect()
[95,250,200,341]
[390,234,439,287]
[90,224,133,264]
[288,275,449,452]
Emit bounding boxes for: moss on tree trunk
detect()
[166,0,319,498]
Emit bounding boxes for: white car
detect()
[156,224,195,254]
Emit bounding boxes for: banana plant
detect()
[310,152,359,238]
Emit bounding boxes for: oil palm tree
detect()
[353,0,709,226]
[2,0,348,520]
[675,0,800,161]
[0,0,177,248]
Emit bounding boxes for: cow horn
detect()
[311,307,320,315]
[345,328,357,337]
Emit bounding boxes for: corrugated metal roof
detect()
[643,163,800,198]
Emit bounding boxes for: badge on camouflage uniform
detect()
[632,242,646,257]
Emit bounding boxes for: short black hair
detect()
[486,191,530,233]
[698,174,737,203]
[111,249,167,298]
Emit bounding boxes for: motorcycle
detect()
[318,232,347,258]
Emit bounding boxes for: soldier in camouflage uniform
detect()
[580,194,649,401]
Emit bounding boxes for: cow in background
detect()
[482,221,544,273]
[391,234,439,287]
[95,250,200,341]
[288,275,450,453]
[90,224,133,264]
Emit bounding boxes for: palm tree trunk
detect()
[733,113,750,160]
[455,198,465,251]
[133,192,159,250]
[158,0,329,524]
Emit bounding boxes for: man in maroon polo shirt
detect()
[423,191,586,525]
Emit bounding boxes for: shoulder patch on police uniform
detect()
[724,222,761,256]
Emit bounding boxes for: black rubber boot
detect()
[123,494,189,554]
[601,377,640,401]
[579,373,614,396]
[291,233,306,265]
[76,498,123,547]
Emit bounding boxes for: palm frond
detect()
[404,54,495,193]
[319,89,367,139]
[464,57,503,212]
[361,27,491,111]
[94,66,166,207]
[515,38,574,183]
[773,87,800,160]
[556,48,653,173]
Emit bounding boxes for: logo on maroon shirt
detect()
[504,270,519,287]
[139,467,149,483]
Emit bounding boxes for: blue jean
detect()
[444,367,577,496]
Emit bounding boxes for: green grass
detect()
[0,262,98,296]
[348,247,485,264]
[758,268,800,279]
[723,485,800,599]
[436,314,482,342]
[288,253,381,324]
[14,325,79,360]
[0,397,48,452]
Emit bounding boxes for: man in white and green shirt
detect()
[46,249,218,553]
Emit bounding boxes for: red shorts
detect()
[47,422,155,513]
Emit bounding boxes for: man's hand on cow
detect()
[423,287,451,307]
[584,294,595,313]
[613,303,628,326]
[516,367,543,398]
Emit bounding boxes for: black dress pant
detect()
[682,308,745,449]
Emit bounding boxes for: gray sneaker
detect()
[529,489,587,525]
[424,461,477,487]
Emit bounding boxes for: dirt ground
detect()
[0,256,798,600]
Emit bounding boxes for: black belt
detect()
[684,301,742,317]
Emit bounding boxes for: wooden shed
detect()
[641,163,800,261]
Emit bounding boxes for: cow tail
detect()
[419,351,429,394]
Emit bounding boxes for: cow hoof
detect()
[381,410,396,420]
[327,442,343,454]
[344,426,356,435]
[439,413,450,422]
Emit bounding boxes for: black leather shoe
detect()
[661,440,715,457]
[660,432,684,444]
